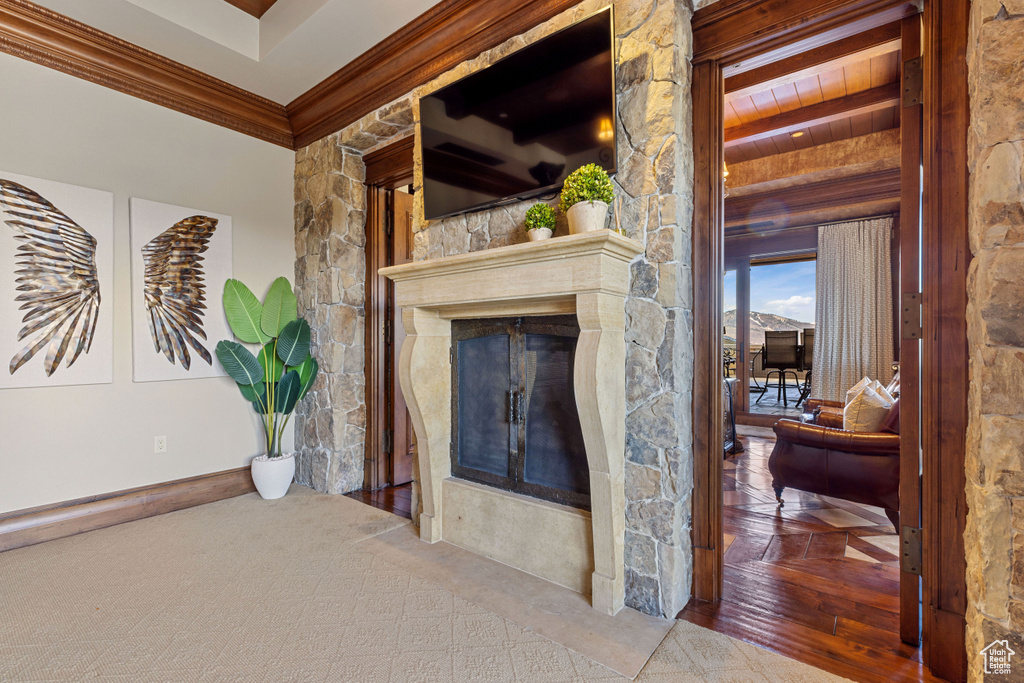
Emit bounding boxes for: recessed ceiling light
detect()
[791,131,805,138]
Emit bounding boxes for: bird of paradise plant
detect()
[215,277,318,457]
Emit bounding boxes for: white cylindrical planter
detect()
[566,200,610,234]
[528,227,553,241]
[251,453,295,500]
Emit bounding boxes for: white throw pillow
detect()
[844,384,894,432]
[845,377,873,406]
[870,379,895,405]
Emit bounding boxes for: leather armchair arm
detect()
[804,398,844,412]
[816,410,844,429]
[773,419,900,456]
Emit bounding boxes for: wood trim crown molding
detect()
[724,167,901,226]
[222,0,280,20]
[692,0,916,69]
[0,467,256,553]
[286,0,578,149]
[0,0,293,148]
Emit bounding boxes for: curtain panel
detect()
[812,217,895,402]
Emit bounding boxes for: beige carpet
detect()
[358,526,673,678]
[0,485,846,682]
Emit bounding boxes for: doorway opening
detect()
[687,2,969,682]
[348,138,416,517]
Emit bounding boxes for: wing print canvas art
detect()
[0,172,113,389]
[129,198,232,382]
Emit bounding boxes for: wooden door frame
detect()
[363,137,415,491]
[690,1,968,680]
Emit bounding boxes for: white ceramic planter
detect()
[251,453,295,500]
[528,227,553,241]
[566,200,609,234]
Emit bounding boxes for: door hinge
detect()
[382,429,393,455]
[901,526,922,575]
[449,347,454,364]
[383,317,392,345]
[903,56,923,107]
[902,292,922,339]
[384,192,394,237]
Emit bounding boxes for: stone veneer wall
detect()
[293,0,696,618]
[291,102,413,493]
[965,2,1024,678]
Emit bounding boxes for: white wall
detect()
[0,53,296,513]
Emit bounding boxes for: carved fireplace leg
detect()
[398,308,452,543]
[575,292,626,616]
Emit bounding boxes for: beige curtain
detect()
[811,217,895,402]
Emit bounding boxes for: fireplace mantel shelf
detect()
[380,230,643,316]
[381,229,642,616]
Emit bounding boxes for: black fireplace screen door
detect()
[451,316,590,509]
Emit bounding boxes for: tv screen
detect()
[420,8,616,221]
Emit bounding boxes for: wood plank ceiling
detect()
[222,0,280,19]
[724,48,901,164]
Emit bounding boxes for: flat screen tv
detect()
[420,7,616,221]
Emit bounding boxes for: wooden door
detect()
[389,189,416,485]
[898,13,923,647]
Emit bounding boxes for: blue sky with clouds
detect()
[724,260,816,324]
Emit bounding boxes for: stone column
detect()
[965,3,1024,676]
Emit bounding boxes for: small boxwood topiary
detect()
[524,203,557,231]
[559,163,615,214]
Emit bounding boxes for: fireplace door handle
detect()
[509,390,521,424]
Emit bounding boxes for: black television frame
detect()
[418,5,617,221]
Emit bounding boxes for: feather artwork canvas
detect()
[129,198,232,382]
[0,171,113,389]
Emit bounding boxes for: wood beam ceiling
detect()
[222,0,279,19]
[724,82,900,147]
[724,21,901,99]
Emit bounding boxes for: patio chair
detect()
[757,330,801,407]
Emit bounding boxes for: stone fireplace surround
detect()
[381,230,643,615]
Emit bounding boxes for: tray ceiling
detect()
[29,0,438,103]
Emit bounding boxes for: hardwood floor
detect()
[678,435,942,683]
[343,483,413,520]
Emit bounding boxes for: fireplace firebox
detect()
[451,316,590,509]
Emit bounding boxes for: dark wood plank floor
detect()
[678,435,942,683]
[343,483,413,520]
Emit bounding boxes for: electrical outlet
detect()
[154,436,167,454]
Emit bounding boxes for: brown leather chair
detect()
[804,398,844,427]
[769,419,900,530]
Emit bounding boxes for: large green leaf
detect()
[297,356,318,399]
[215,341,263,386]
[223,279,270,344]
[237,381,265,403]
[276,370,301,415]
[258,342,284,383]
[276,319,311,366]
[261,277,297,338]
[250,382,269,414]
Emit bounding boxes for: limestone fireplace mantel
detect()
[380,230,643,615]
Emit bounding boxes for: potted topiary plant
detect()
[560,163,615,234]
[524,203,556,241]
[215,277,318,500]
